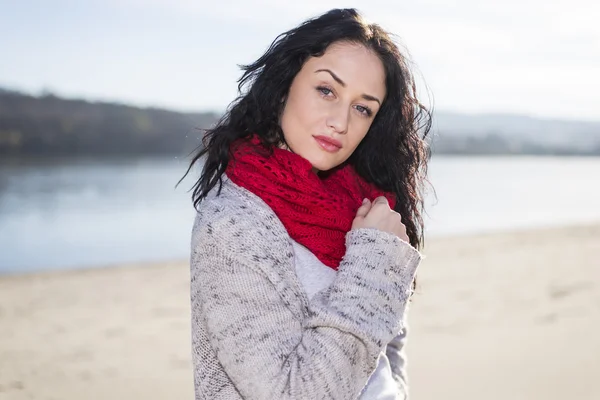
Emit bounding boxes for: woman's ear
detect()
[278,95,287,120]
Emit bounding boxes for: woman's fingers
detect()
[352,198,372,229]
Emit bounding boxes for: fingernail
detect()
[362,198,369,204]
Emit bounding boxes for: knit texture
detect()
[291,240,409,400]
[190,176,422,399]
[226,135,396,269]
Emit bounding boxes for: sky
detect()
[1,0,599,121]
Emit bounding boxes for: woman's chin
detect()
[306,157,340,174]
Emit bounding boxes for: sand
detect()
[1,223,599,400]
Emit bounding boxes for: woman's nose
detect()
[326,104,350,134]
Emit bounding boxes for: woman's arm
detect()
[191,226,421,400]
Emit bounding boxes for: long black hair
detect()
[181,8,432,251]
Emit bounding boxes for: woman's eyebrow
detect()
[315,68,346,87]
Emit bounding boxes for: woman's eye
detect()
[356,105,373,117]
[317,86,332,96]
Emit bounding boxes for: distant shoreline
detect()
[2,221,598,278]
[1,153,599,164]
[2,89,600,157]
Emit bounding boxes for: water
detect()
[1,156,599,274]
[424,156,600,235]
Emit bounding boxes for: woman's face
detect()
[279,41,386,173]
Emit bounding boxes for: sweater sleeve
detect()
[191,227,421,400]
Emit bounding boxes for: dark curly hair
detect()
[182,8,432,253]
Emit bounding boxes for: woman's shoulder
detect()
[193,176,255,227]
[194,175,278,233]
[191,175,293,266]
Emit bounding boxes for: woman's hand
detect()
[352,197,410,244]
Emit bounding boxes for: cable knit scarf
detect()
[225,135,396,270]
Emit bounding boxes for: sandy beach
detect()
[1,223,599,400]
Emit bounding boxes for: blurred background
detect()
[0,1,599,399]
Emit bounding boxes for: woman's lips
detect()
[313,135,342,153]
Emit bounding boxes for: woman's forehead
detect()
[304,43,386,96]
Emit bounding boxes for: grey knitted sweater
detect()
[291,240,410,399]
[190,176,422,399]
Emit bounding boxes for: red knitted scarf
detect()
[225,135,396,270]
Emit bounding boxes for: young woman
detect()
[185,8,431,400]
